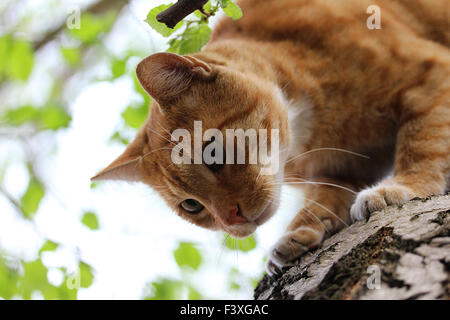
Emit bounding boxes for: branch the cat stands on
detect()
[255,194,450,300]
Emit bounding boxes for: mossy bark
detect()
[254,194,450,300]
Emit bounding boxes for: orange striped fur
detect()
[94,0,450,274]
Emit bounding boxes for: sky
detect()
[0,0,305,299]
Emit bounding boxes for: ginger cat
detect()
[93,0,450,275]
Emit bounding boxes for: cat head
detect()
[92,52,290,238]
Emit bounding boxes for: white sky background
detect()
[0,0,304,299]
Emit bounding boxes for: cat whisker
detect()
[155,121,174,138]
[142,147,173,159]
[302,207,331,233]
[162,162,177,171]
[286,147,370,164]
[146,126,178,148]
[303,196,349,227]
[285,181,357,194]
[215,234,231,267]
[274,177,358,195]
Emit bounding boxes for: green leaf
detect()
[0,36,12,75]
[144,278,184,300]
[20,259,50,299]
[79,261,94,288]
[0,256,20,299]
[188,286,202,300]
[145,4,184,37]
[173,242,202,271]
[81,211,100,230]
[178,24,211,54]
[219,0,228,8]
[224,234,257,252]
[166,38,182,54]
[121,103,149,129]
[69,12,116,43]
[194,1,212,17]
[21,177,45,219]
[90,181,101,189]
[223,1,243,20]
[111,57,127,78]
[39,240,59,255]
[3,105,39,126]
[56,276,78,300]
[134,73,151,104]
[61,47,81,66]
[2,105,71,130]
[8,40,34,81]
[39,106,72,130]
[230,280,240,290]
[109,131,129,145]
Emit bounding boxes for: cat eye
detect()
[180,199,204,214]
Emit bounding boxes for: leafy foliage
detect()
[0,0,256,301]
[38,240,59,255]
[145,4,184,37]
[146,0,242,55]
[8,40,35,81]
[20,177,45,219]
[144,278,185,300]
[222,0,243,20]
[0,36,34,81]
[61,47,82,66]
[0,243,94,300]
[178,24,212,54]
[121,104,149,129]
[81,211,100,231]
[143,241,204,300]
[79,261,94,288]
[173,242,202,271]
[3,105,72,130]
[69,12,116,44]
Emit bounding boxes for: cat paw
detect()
[350,184,414,221]
[266,226,324,276]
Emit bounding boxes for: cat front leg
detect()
[351,66,450,221]
[266,180,356,275]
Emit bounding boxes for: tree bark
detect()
[254,194,450,300]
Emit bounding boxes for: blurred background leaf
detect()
[173,242,202,271]
[21,177,45,219]
[4,39,34,81]
[81,211,100,230]
[0,0,266,301]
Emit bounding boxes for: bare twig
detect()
[156,0,208,28]
[0,184,23,214]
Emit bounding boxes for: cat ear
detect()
[91,134,145,182]
[91,157,142,182]
[136,52,213,104]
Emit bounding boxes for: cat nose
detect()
[226,204,248,226]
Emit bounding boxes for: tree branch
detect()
[255,194,450,300]
[156,0,208,28]
[0,185,24,216]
